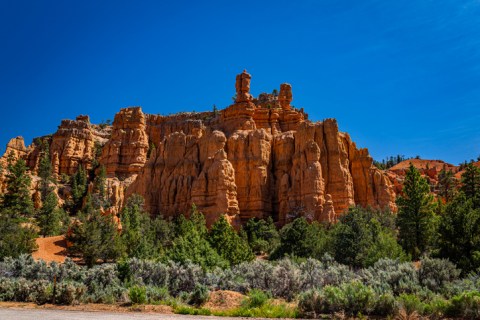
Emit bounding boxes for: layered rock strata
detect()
[1,71,397,226]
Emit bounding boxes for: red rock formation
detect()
[1,71,397,226]
[100,107,149,177]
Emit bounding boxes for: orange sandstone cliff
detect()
[1,71,396,226]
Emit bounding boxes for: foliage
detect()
[437,168,457,202]
[446,291,480,319]
[120,194,161,259]
[70,165,88,212]
[1,157,34,218]
[437,193,480,273]
[0,211,37,260]
[67,200,125,267]
[129,285,147,304]
[331,207,407,268]
[271,217,330,260]
[396,164,437,260]
[37,191,65,237]
[168,210,228,269]
[188,283,210,306]
[461,163,480,208]
[208,215,254,266]
[243,217,280,254]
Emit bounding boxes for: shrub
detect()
[374,292,397,316]
[271,259,302,300]
[360,259,420,295]
[146,286,169,304]
[298,281,376,317]
[446,291,480,319]
[129,285,147,304]
[243,289,269,308]
[396,293,425,316]
[54,282,86,305]
[188,284,210,307]
[418,256,460,293]
[127,259,169,287]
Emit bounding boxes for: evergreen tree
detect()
[437,168,457,203]
[168,208,228,269]
[70,165,88,212]
[396,164,436,260]
[437,193,480,273]
[38,141,53,201]
[67,196,125,267]
[243,217,280,254]
[270,217,330,260]
[37,191,64,237]
[461,163,480,208]
[0,209,37,260]
[1,157,34,218]
[120,194,160,258]
[332,207,407,268]
[92,165,108,208]
[208,215,254,266]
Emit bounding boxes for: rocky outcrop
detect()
[1,71,397,226]
[123,71,396,224]
[100,107,149,177]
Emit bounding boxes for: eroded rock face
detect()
[101,107,149,177]
[1,71,397,226]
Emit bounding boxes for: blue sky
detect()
[1,0,479,165]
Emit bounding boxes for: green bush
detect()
[129,285,147,304]
[243,289,269,308]
[146,286,169,304]
[54,282,86,305]
[298,281,377,317]
[446,291,480,319]
[188,284,209,307]
[396,293,425,315]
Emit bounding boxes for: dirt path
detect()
[32,235,68,263]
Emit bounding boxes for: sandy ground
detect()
[32,235,68,263]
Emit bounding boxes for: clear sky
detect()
[1,0,479,165]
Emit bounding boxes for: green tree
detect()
[120,194,162,259]
[243,217,280,254]
[331,207,407,268]
[37,191,66,237]
[461,163,480,208]
[270,217,330,260]
[1,157,34,218]
[396,164,436,260]
[92,165,108,208]
[437,169,458,203]
[208,215,254,266]
[0,209,37,260]
[67,196,125,267]
[70,165,88,212]
[168,209,228,269]
[437,193,480,273]
[37,141,53,201]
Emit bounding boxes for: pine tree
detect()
[70,165,88,212]
[396,164,436,260]
[1,157,34,218]
[67,196,124,266]
[38,141,53,201]
[168,208,228,269]
[92,165,108,208]
[461,163,480,208]
[437,169,457,203]
[37,191,64,237]
[208,215,254,266]
[120,194,159,258]
[243,217,280,254]
[0,209,37,260]
[437,193,480,273]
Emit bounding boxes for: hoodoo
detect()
[1,71,396,226]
